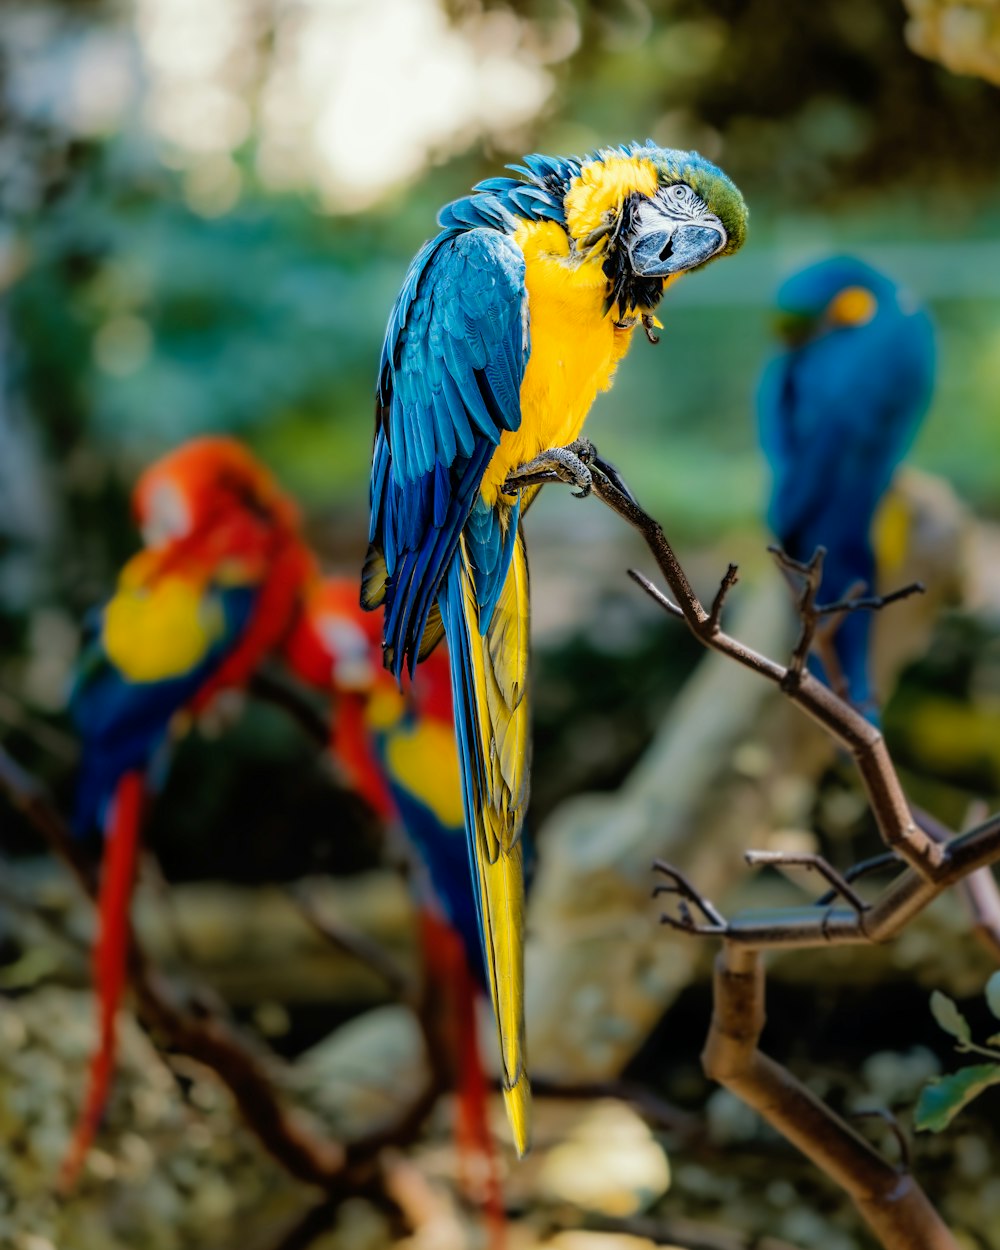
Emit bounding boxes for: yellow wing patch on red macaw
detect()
[384,719,466,829]
[102,574,224,683]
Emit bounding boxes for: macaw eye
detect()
[668,184,690,203]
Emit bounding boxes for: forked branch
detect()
[570,456,1000,1250]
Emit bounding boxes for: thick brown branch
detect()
[702,946,957,1250]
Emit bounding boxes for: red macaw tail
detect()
[60,770,144,1190]
[420,911,505,1248]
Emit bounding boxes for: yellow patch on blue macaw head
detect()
[828,285,878,328]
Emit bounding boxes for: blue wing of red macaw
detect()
[70,584,257,836]
[757,256,935,713]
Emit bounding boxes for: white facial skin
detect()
[627,182,727,277]
[140,480,191,548]
[318,616,376,690]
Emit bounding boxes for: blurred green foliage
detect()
[2,0,999,864]
[2,6,1000,1246]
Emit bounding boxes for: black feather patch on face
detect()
[602,193,667,318]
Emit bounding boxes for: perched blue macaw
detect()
[757,257,936,714]
[64,437,314,1186]
[363,141,748,1152]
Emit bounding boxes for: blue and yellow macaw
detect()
[757,256,936,714]
[363,141,748,1152]
[283,578,503,1219]
[64,437,314,1185]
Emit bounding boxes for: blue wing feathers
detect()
[71,586,257,835]
[370,227,529,678]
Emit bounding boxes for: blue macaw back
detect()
[757,256,935,713]
[70,585,257,835]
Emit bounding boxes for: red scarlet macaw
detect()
[365,142,748,1152]
[63,436,314,1185]
[283,578,504,1223]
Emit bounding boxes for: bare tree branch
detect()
[0,743,442,1204]
[702,945,956,1250]
[588,464,946,879]
[289,880,414,1002]
[567,460,1000,1250]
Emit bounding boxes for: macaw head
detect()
[771,256,902,348]
[282,576,403,819]
[560,141,748,317]
[133,436,301,551]
[285,577,383,695]
[285,576,454,719]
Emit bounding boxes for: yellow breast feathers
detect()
[482,218,636,502]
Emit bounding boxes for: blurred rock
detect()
[291,1005,429,1142]
[536,1099,669,1217]
[0,988,307,1250]
[903,0,1000,86]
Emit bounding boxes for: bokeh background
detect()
[3,2,1000,1249]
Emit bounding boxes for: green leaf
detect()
[915,1064,1000,1132]
[986,971,1000,1021]
[930,990,971,1044]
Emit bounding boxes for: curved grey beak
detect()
[629,222,727,278]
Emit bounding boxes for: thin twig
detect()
[249,670,331,747]
[815,582,924,618]
[769,544,826,683]
[289,881,414,1002]
[0,687,79,763]
[589,466,946,879]
[850,1108,912,1174]
[628,568,684,620]
[708,564,740,634]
